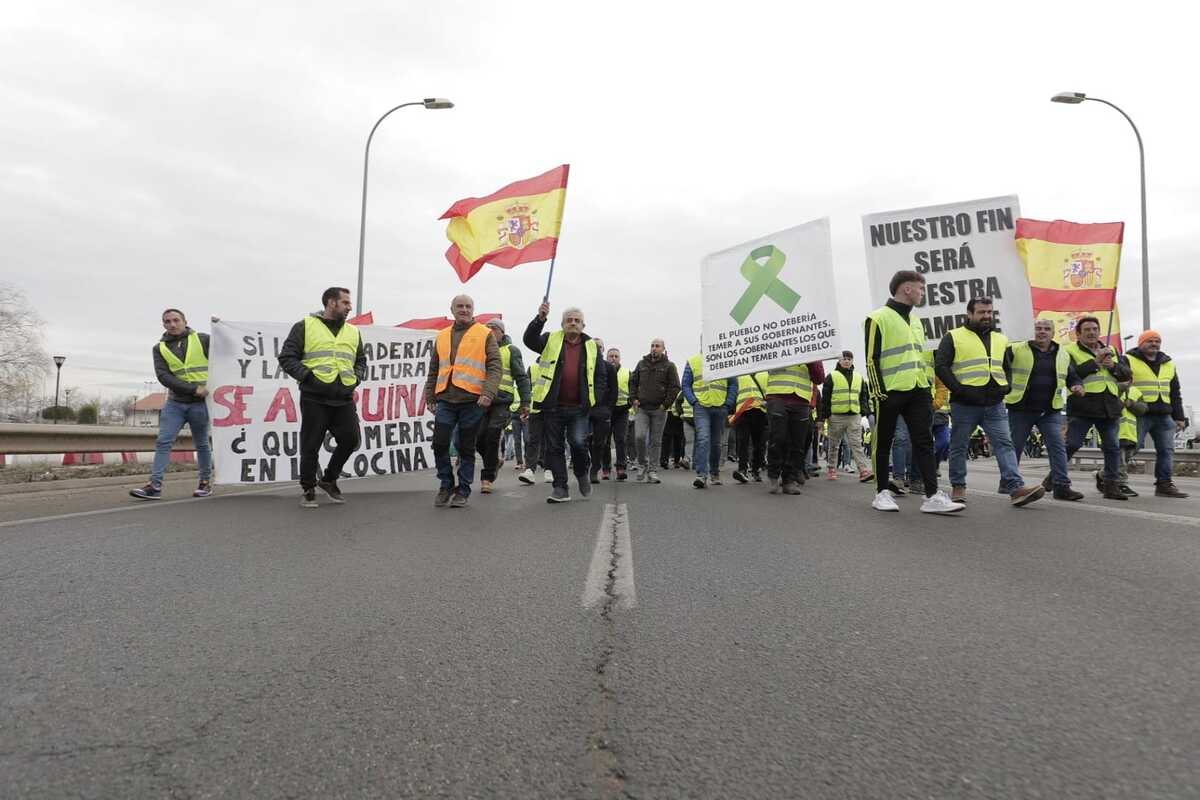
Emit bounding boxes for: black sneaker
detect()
[300,489,318,508]
[434,488,452,507]
[449,492,469,508]
[589,472,600,485]
[693,477,707,489]
[1053,486,1084,501]
[752,471,763,482]
[1119,483,1138,497]
[130,482,163,501]
[317,479,345,504]
[579,479,592,499]
[732,470,748,484]
[547,487,570,504]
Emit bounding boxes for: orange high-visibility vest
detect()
[435,323,490,395]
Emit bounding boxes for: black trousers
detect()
[299,397,361,490]
[872,389,937,497]
[662,415,684,464]
[589,411,612,476]
[601,406,630,470]
[766,399,810,483]
[476,404,511,482]
[736,408,768,473]
[526,413,545,469]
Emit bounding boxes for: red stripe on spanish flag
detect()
[440,165,570,283]
[1016,217,1125,345]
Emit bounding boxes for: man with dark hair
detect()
[865,270,963,513]
[130,309,214,500]
[278,287,367,508]
[1063,315,1133,500]
[477,318,530,494]
[629,338,680,484]
[599,347,631,481]
[588,338,620,485]
[936,296,1044,507]
[819,350,873,481]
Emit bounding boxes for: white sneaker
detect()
[543,469,553,483]
[518,468,534,485]
[872,490,900,512]
[920,490,966,514]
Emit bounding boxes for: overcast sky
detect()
[4,2,1197,406]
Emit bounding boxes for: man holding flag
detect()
[524,302,607,504]
[1063,315,1132,500]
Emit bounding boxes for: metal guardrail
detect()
[1071,447,1200,464]
[0,423,194,455]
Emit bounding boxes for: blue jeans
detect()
[692,405,728,478]
[545,406,591,490]
[1137,413,1177,482]
[891,416,910,480]
[949,401,1025,494]
[432,401,485,496]
[152,399,212,483]
[1066,416,1120,481]
[1009,408,1070,488]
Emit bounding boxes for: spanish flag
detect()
[440,164,569,283]
[1015,218,1124,348]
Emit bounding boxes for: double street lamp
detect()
[52,355,65,424]
[1051,91,1151,329]
[355,97,455,315]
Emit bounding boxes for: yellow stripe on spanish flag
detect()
[439,165,569,283]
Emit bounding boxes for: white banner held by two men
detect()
[207,319,436,485]
[700,218,843,381]
[861,195,1034,350]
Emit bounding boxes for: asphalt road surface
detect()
[2,460,1198,798]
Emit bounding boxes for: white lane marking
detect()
[612,503,636,610]
[0,486,290,529]
[965,488,1200,528]
[581,503,615,609]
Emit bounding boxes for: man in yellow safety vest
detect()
[935,296,1045,508]
[1063,314,1133,500]
[1126,330,1189,498]
[278,287,368,508]
[818,350,873,482]
[682,353,737,488]
[477,319,530,495]
[864,270,963,514]
[598,347,632,481]
[130,308,214,501]
[524,301,607,504]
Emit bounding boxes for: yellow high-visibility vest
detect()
[1005,341,1068,410]
[1066,342,1119,396]
[948,327,1009,388]
[531,332,598,407]
[303,316,360,386]
[865,306,928,392]
[829,370,863,414]
[765,364,812,399]
[158,332,208,384]
[1128,354,1174,403]
[687,355,730,407]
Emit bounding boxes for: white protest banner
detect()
[701,218,842,380]
[861,195,1033,350]
[207,320,436,485]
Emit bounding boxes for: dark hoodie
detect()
[628,351,680,411]
[153,328,210,404]
[278,314,369,407]
[1127,347,1186,421]
[820,364,871,418]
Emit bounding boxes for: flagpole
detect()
[542,255,557,303]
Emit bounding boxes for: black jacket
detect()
[522,316,607,413]
[278,314,368,407]
[820,366,870,418]
[590,361,620,418]
[1126,348,1186,422]
[934,326,1012,407]
[153,329,210,404]
[628,353,681,410]
[1064,342,1132,420]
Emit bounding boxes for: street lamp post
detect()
[52,355,65,424]
[1051,91,1150,329]
[355,97,455,315]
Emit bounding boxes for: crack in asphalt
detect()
[588,501,636,799]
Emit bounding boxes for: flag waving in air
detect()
[1015,218,1125,348]
[440,164,569,283]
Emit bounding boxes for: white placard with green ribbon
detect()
[700,218,843,381]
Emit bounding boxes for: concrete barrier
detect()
[0,423,195,457]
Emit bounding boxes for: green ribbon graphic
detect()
[729,244,801,324]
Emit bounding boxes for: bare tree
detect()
[0,283,50,417]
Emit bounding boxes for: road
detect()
[2,460,1198,798]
